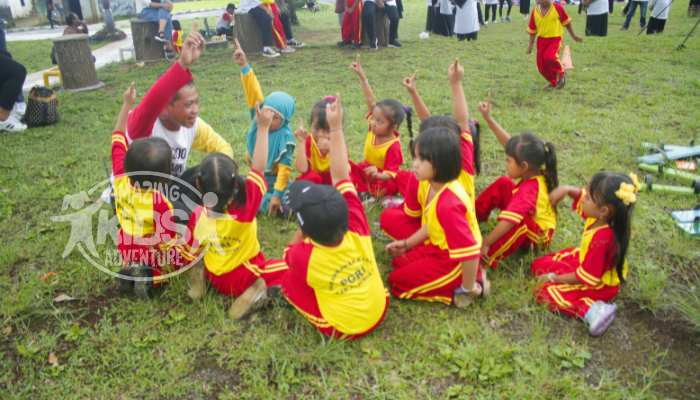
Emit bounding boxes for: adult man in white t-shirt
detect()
[124,32,233,212]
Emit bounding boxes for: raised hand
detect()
[401,72,418,93]
[179,31,205,69]
[232,38,248,67]
[255,103,275,131]
[478,101,492,118]
[294,118,308,142]
[122,82,136,107]
[326,93,343,132]
[448,58,464,85]
[349,54,364,76]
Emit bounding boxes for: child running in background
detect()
[380,60,480,241]
[281,94,389,340]
[234,39,296,216]
[174,104,288,320]
[526,0,582,89]
[171,20,183,54]
[112,83,179,298]
[532,172,638,336]
[349,55,412,199]
[476,101,558,269]
[294,97,336,185]
[385,127,488,308]
[339,0,362,48]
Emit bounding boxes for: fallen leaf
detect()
[53,294,76,303]
[40,272,57,282]
[48,352,59,366]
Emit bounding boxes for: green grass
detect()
[7,40,110,73]
[173,0,236,13]
[2,2,700,399]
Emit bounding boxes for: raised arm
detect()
[116,83,136,133]
[127,31,203,139]
[233,38,264,112]
[477,101,511,147]
[349,55,376,115]
[326,94,350,185]
[448,59,469,132]
[251,104,273,173]
[402,72,431,121]
[548,185,581,208]
[293,119,309,174]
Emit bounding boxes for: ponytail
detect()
[198,153,247,213]
[543,142,558,192]
[610,205,632,283]
[231,174,247,208]
[469,119,481,175]
[404,105,414,158]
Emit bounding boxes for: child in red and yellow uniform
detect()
[171,20,183,54]
[281,95,389,339]
[476,101,558,269]
[340,0,363,47]
[294,97,334,185]
[381,60,480,241]
[174,105,288,319]
[532,172,638,336]
[385,127,489,308]
[349,55,412,198]
[526,0,582,88]
[112,84,179,296]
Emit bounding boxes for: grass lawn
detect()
[7,40,111,74]
[174,0,237,13]
[2,2,700,399]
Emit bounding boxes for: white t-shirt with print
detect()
[126,117,199,177]
[587,0,608,15]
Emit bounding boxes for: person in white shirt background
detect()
[646,0,671,34]
[454,0,480,41]
[584,0,609,36]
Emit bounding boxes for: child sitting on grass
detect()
[533,172,638,336]
[280,94,389,340]
[293,97,335,185]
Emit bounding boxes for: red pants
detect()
[350,161,398,197]
[297,170,332,186]
[379,206,420,240]
[268,4,288,49]
[536,36,564,87]
[475,176,553,268]
[388,243,482,306]
[206,252,288,297]
[532,248,619,318]
[341,0,362,44]
[281,267,389,339]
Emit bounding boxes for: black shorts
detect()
[646,17,666,34]
[585,13,608,36]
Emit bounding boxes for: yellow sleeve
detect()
[241,66,264,110]
[274,164,292,194]
[193,119,234,158]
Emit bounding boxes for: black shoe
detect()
[351,43,361,49]
[132,265,154,299]
[116,267,134,294]
[388,40,402,48]
[337,41,350,48]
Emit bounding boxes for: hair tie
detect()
[323,95,336,103]
[402,105,412,114]
[615,182,637,206]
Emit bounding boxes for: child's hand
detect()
[363,165,378,177]
[122,82,136,107]
[294,118,308,143]
[326,93,343,132]
[268,195,282,216]
[232,38,248,67]
[480,243,491,263]
[386,240,408,257]
[573,35,583,43]
[401,72,417,93]
[478,101,492,117]
[447,59,464,85]
[255,103,275,131]
[179,31,205,69]
[349,54,364,76]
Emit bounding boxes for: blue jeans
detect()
[138,7,173,40]
[623,1,647,29]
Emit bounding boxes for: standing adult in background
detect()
[336,0,345,25]
[385,0,402,47]
[454,0,480,40]
[362,0,379,49]
[621,0,648,30]
[432,0,455,35]
[585,0,609,36]
[47,0,59,29]
[647,0,671,33]
[520,0,531,19]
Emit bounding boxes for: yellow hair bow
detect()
[615,182,637,206]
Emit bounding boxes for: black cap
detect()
[287,180,348,243]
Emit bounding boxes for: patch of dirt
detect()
[192,352,241,399]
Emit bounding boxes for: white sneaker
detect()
[279,46,296,53]
[0,114,27,133]
[287,38,305,48]
[11,102,26,118]
[262,46,280,58]
[584,302,617,337]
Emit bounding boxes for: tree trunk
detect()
[52,34,100,90]
[130,19,163,62]
[234,13,264,54]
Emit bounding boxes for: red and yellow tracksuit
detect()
[174,169,288,297]
[527,3,571,87]
[475,175,556,268]
[262,0,289,49]
[380,128,476,240]
[351,114,404,197]
[280,181,389,340]
[297,135,332,185]
[341,0,362,45]
[388,180,483,305]
[532,190,627,318]
[111,131,178,279]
